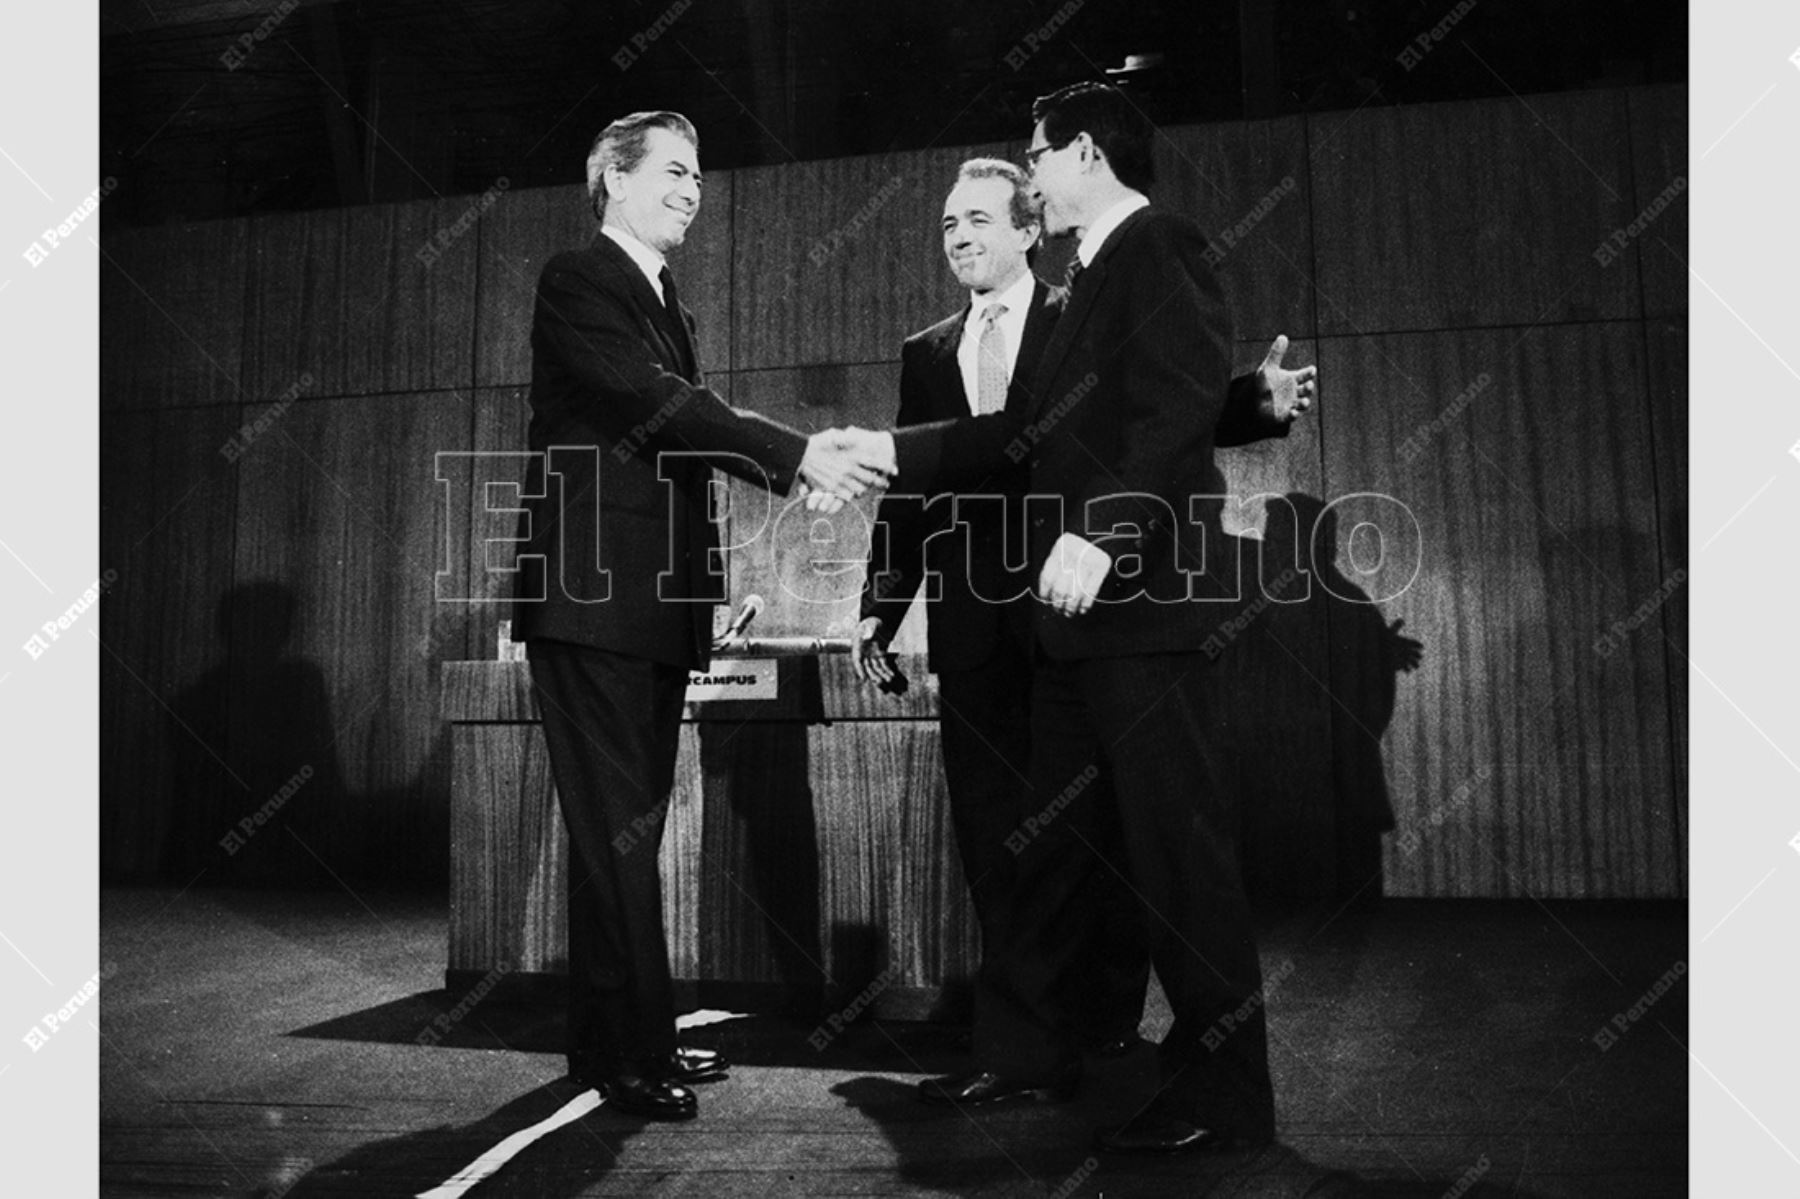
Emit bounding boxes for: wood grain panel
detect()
[438,661,537,724]
[1309,92,1639,335]
[1155,116,1315,343]
[230,390,477,884]
[446,722,700,979]
[662,728,706,978]
[1627,85,1689,319]
[441,677,963,993]
[474,176,737,388]
[1320,324,1680,898]
[816,651,938,721]
[437,386,534,662]
[448,725,560,974]
[243,199,477,400]
[730,142,1013,371]
[473,184,592,390]
[99,406,244,879]
[697,722,827,991]
[885,723,979,996]
[99,220,248,411]
[807,722,971,999]
[1642,319,1687,892]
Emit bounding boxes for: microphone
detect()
[720,594,764,643]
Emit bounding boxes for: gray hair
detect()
[956,157,1042,231]
[586,111,699,220]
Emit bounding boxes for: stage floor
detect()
[99,887,1685,1197]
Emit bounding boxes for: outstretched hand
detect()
[1254,334,1318,427]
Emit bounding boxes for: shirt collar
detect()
[601,224,668,300]
[1077,193,1150,267]
[966,271,1037,327]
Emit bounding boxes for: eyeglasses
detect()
[1024,140,1068,169]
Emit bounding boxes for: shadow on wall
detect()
[1216,493,1423,907]
[161,581,448,888]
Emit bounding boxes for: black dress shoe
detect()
[595,1070,699,1121]
[1093,1110,1270,1154]
[917,1068,1078,1106]
[660,1046,729,1085]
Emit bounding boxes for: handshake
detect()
[798,427,897,514]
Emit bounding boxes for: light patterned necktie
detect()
[974,302,1009,415]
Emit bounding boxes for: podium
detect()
[439,650,981,1019]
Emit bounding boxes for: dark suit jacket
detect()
[861,279,1061,673]
[893,207,1265,661]
[881,238,1291,666]
[512,232,806,670]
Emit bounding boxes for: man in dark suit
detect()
[876,82,1292,1153]
[511,110,888,1121]
[853,158,1315,1066]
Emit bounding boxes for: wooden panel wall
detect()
[98,406,244,879]
[228,390,475,883]
[100,85,1687,899]
[1156,117,1316,344]
[1643,320,1688,891]
[1309,92,1639,334]
[443,664,975,1003]
[100,220,248,411]
[1319,326,1680,896]
[1627,87,1689,320]
[242,200,477,400]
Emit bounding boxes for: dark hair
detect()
[955,157,1042,231]
[586,111,699,220]
[1031,82,1156,194]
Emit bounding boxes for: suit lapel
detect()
[1023,208,1150,419]
[1005,280,1057,415]
[930,311,971,416]
[588,234,692,379]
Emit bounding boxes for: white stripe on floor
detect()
[416,1089,603,1199]
[415,1011,750,1197]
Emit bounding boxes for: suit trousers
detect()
[527,639,687,1074]
[938,627,1150,1042]
[973,646,1275,1136]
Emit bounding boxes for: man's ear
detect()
[1073,132,1094,165]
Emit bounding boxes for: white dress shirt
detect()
[601,224,668,304]
[1076,192,1151,267]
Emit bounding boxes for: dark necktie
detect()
[656,265,696,375]
[1064,255,1085,289]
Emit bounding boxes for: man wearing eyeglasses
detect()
[883,81,1289,1155]
[854,155,1315,1079]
